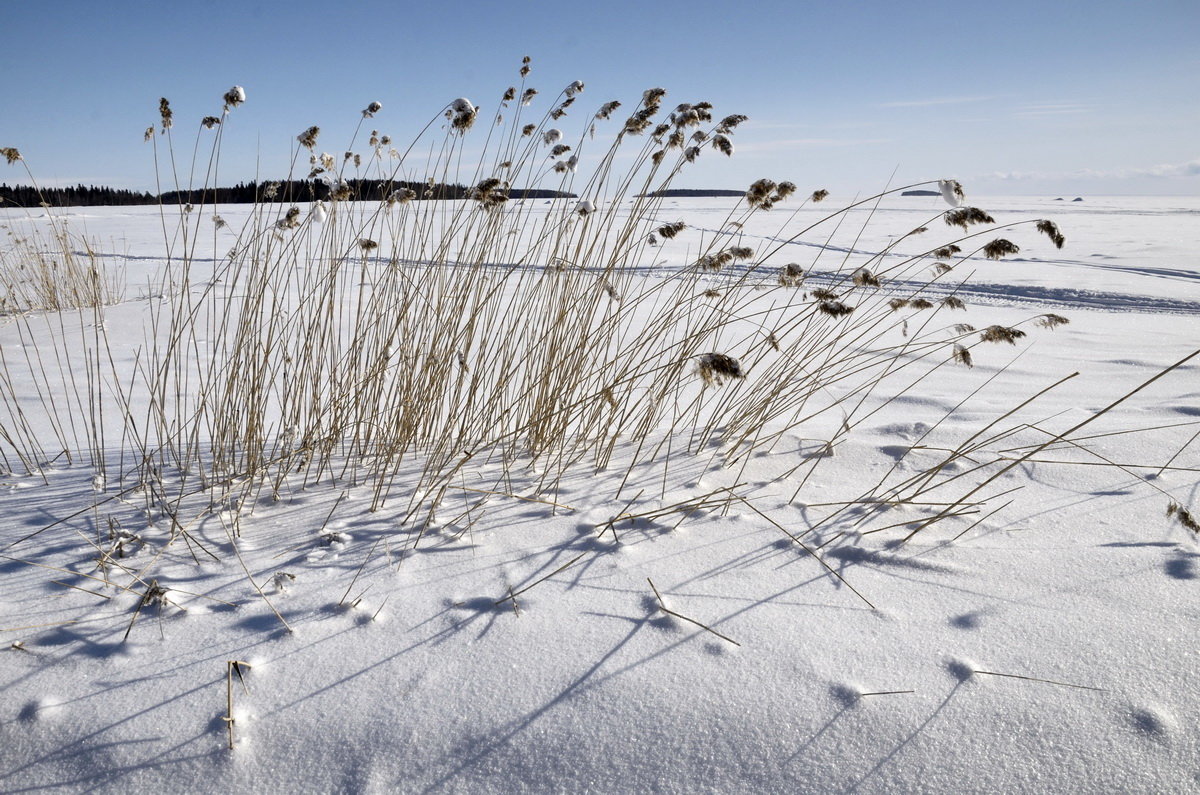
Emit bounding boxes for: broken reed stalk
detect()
[224,660,252,750]
[647,577,740,646]
[493,551,587,607]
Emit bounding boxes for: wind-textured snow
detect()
[1,195,1198,793]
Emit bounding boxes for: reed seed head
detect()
[446,97,477,133]
[852,268,881,287]
[297,126,321,149]
[223,85,246,109]
[908,298,934,310]
[945,206,995,231]
[358,238,378,252]
[779,263,805,287]
[543,128,563,145]
[1167,502,1199,534]
[1035,313,1069,329]
[715,114,748,134]
[576,200,595,216]
[810,288,838,301]
[657,221,686,239]
[818,300,855,318]
[941,296,966,310]
[159,98,173,131]
[143,127,154,142]
[811,189,829,202]
[953,323,975,334]
[938,179,965,207]
[889,298,909,311]
[746,178,777,209]
[595,100,621,120]
[982,238,1020,260]
[502,87,516,103]
[953,344,974,367]
[1,147,21,165]
[933,262,953,275]
[565,80,585,97]
[697,352,745,387]
[362,101,383,118]
[1036,219,1066,249]
[712,134,734,156]
[201,116,221,129]
[980,325,1026,344]
[932,244,962,259]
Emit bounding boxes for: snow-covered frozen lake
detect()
[1,194,1197,793]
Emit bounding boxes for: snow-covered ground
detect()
[1,194,1198,793]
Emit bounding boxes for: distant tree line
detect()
[1,179,574,209]
[0,183,156,207]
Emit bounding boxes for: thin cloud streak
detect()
[879,95,994,108]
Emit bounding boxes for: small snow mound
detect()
[944,657,977,683]
[1130,705,1174,739]
[830,682,863,707]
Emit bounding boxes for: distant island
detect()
[900,189,941,197]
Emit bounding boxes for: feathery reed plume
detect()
[932,262,953,275]
[697,353,745,387]
[818,300,854,318]
[941,296,966,310]
[1036,219,1066,249]
[201,116,221,129]
[447,97,477,133]
[696,251,734,271]
[657,221,686,240]
[1167,502,1200,534]
[811,288,839,301]
[575,200,595,216]
[702,288,722,299]
[549,143,571,157]
[852,268,881,287]
[521,88,538,106]
[502,87,516,103]
[982,238,1020,260]
[711,134,734,156]
[543,129,562,145]
[980,325,1027,344]
[362,101,382,118]
[212,215,226,230]
[1035,313,1069,329]
[521,124,536,136]
[358,238,378,252]
[470,177,510,208]
[953,344,974,367]
[1,147,21,165]
[387,188,417,206]
[774,181,797,200]
[159,98,173,131]
[276,206,301,230]
[888,298,909,311]
[953,323,976,334]
[143,127,154,142]
[910,226,928,235]
[262,181,280,199]
[945,206,995,231]
[728,246,753,260]
[223,85,246,110]
[297,126,320,149]
[565,80,585,97]
[715,114,748,134]
[933,244,962,258]
[778,263,805,287]
[552,155,579,173]
[550,96,575,119]
[595,100,621,120]
[938,178,965,207]
[908,298,934,310]
[520,55,531,77]
[811,189,829,202]
[746,178,777,209]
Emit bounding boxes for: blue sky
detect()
[2,0,1197,196]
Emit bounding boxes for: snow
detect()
[1,195,1198,793]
